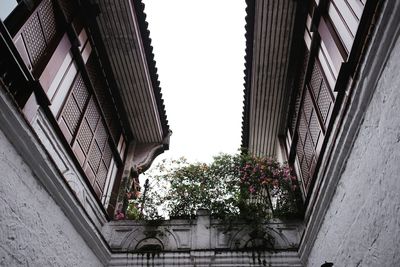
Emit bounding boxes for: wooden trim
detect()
[39,32,71,93]
[318,17,346,71]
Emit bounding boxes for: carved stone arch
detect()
[263,226,291,249]
[120,228,143,251]
[244,236,274,250]
[228,225,248,249]
[162,228,180,250]
[228,225,291,249]
[135,237,164,252]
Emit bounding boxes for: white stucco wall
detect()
[306,30,400,266]
[0,128,103,266]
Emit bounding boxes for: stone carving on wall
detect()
[102,211,303,253]
[31,109,107,229]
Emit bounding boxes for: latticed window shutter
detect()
[58,69,119,199]
[288,0,371,196]
[294,58,334,193]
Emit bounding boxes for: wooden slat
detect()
[94,0,164,143]
[248,0,297,157]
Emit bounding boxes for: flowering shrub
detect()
[121,153,303,221]
[238,154,303,219]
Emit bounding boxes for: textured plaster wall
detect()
[0,129,102,266]
[306,34,400,266]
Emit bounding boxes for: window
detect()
[45,27,125,203]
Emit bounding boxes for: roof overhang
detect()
[89,0,170,146]
[241,0,305,157]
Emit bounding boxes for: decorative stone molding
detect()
[102,210,303,266]
[31,108,108,229]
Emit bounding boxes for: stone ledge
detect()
[102,214,303,253]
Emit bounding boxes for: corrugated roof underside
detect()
[248,0,296,157]
[95,0,163,143]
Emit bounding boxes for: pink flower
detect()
[115,211,125,220]
[284,168,291,176]
[249,185,256,194]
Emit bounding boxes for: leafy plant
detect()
[126,200,141,220]
[123,153,303,222]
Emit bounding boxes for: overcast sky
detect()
[142,0,247,164]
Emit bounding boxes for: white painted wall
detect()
[306,28,400,267]
[0,128,103,266]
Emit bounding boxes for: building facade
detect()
[0,0,170,265]
[1,0,400,266]
[242,0,400,266]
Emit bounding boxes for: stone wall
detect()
[0,126,103,266]
[103,210,303,266]
[306,7,400,266]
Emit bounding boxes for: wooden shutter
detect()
[85,54,122,144]
[287,0,371,196]
[58,73,89,143]
[57,69,118,198]
[12,0,60,72]
[295,58,334,193]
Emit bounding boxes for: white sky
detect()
[142,0,247,164]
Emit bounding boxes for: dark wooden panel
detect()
[77,118,93,154]
[103,142,113,166]
[23,13,46,67]
[290,45,309,133]
[61,93,81,136]
[72,74,89,111]
[85,97,100,130]
[85,54,122,144]
[88,141,102,174]
[95,120,108,152]
[293,59,329,195]
[96,162,108,191]
[38,0,57,43]
[14,0,60,71]
[57,66,117,195]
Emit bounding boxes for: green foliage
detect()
[136,153,303,221]
[142,155,241,219]
[126,201,141,220]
